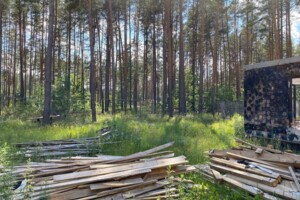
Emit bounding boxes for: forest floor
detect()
[0,113,258,199]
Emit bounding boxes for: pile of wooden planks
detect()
[15,129,112,157]
[198,138,300,200]
[9,141,196,199]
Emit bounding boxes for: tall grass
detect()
[0,116,109,145]
[102,113,244,164]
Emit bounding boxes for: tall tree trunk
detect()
[67,10,71,112]
[198,0,205,113]
[178,0,186,114]
[40,0,45,84]
[152,14,157,113]
[19,0,25,105]
[23,7,27,103]
[128,1,132,110]
[29,11,34,97]
[123,0,128,113]
[97,16,104,113]
[13,23,17,107]
[105,0,113,112]
[43,0,54,124]
[133,3,139,113]
[190,1,197,112]
[87,0,97,122]
[166,0,173,117]
[0,5,2,114]
[81,25,85,109]
[286,0,292,57]
[234,1,240,100]
[142,28,148,102]
[212,0,220,113]
[212,1,219,87]
[162,8,167,115]
[272,0,279,60]
[111,15,116,114]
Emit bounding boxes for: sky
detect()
[291,9,300,44]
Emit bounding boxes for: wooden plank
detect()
[102,141,175,164]
[34,168,151,191]
[255,148,264,154]
[140,153,175,161]
[142,165,195,181]
[49,188,97,200]
[288,166,300,192]
[211,169,256,192]
[122,181,169,198]
[210,163,278,187]
[210,157,281,182]
[220,174,278,200]
[89,177,144,190]
[235,138,282,154]
[136,194,179,200]
[31,166,87,178]
[226,174,300,200]
[89,164,122,169]
[211,169,223,180]
[226,152,290,168]
[95,180,157,198]
[213,149,298,167]
[53,156,187,181]
[136,187,178,198]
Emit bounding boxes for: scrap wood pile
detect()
[15,128,112,158]
[8,141,196,200]
[198,138,300,200]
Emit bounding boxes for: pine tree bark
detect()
[166,0,173,117]
[105,0,113,112]
[198,0,205,113]
[43,0,54,124]
[272,0,279,60]
[152,14,157,113]
[13,23,17,107]
[133,3,139,113]
[286,0,292,57]
[0,5,2,114]
[178,0,186,114]
[87,0,97,122]
[162,9,167,115]
[40,0,45,83]
[19,0,25,104]
[123,0,128,113]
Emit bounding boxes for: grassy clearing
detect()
[0,113,243,164]
[0,113,251,199]
[0,118,104,145]
[102,113,244,164]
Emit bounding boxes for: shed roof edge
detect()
[244,56,300,71]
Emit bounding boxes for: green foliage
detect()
[0,144,16,199]
[204,86,236,113]
[52,79,71,114]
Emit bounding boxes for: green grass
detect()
[0,113,252,199]
[0,113,243,163]
[0,117,107,145]
[101,113,244,164]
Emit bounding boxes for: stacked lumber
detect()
[197,138,300,200]
[8,142,196,200]
[15,129,112,157]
